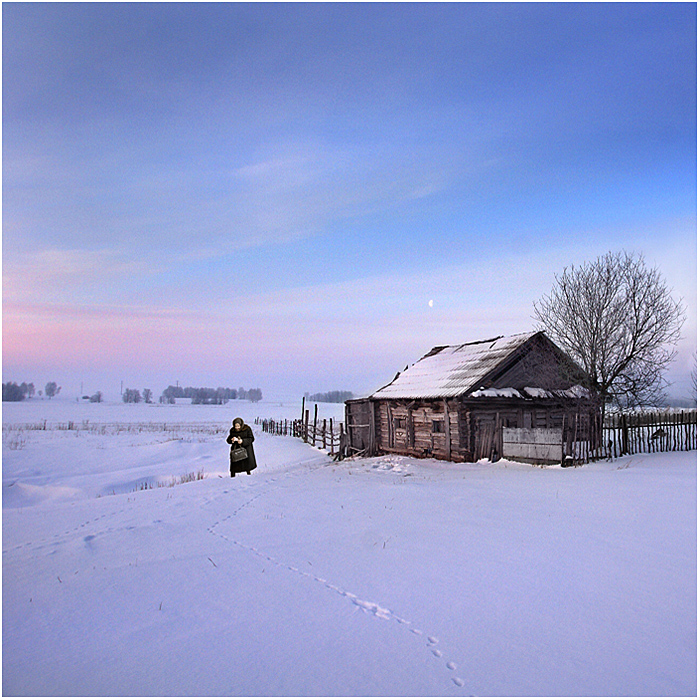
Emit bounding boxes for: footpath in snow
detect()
[2,400,696,696]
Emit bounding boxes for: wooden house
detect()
[345,331,600,465]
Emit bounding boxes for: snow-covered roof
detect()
[370,332,590,401]
[371,333,536,400]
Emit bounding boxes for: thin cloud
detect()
[3,249,154,304]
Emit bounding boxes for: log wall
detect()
[375,399,466,461]
[370,398,599,464]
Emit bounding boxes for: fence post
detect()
[312,404,318,446]
[330,418,334,455]
[304,410,309,442]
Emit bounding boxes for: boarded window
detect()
[550,413,564,428]
[432,420,445,433]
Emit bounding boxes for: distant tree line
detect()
[122,388,154,404]
[238,387,263,403]
[159,385,263,404]
[3,380,263,404]
[3,382,34,401]
[304,390,354,403]
[2,381,61,402]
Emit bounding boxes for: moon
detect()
[428,299,434,308]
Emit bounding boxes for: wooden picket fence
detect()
[255,399,346,457]
[601,409,696,459]
[255,417,304,437]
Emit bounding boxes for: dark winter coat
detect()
[226,418,257,475]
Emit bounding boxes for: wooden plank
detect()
[369,401,376,456]
[444,399,451,460]
[386,404,393,448]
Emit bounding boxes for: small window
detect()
[393,417,406,430]
[432,420,445,433]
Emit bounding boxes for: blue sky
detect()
[3,2,697,401]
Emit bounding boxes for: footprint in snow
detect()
[353,598,392,620]
[208,480,470,695]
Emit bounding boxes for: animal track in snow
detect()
[3,505,135,555]
[207,484,471,694]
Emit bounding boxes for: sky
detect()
[3,2,697,402]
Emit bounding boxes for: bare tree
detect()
[45,381,61,399]
[122,388,142,404]
[534,251,685,416]
[690,351,697,405]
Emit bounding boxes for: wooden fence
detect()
[601,410,696,459]
[560,409,697,464]
[255,399,346,457]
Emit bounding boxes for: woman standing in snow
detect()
[226,417,257,477]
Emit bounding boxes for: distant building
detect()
[345,332,600,465]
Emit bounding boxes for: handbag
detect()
[230,446,248,462]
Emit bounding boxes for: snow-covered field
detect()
[2,399,696,696]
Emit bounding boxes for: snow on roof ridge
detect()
[371,331,539,400]
[443,331,534,352]
[424,331,535,353]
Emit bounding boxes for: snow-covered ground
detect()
[2,399,696,696]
